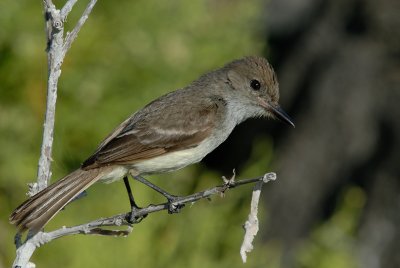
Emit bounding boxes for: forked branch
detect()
[13,0,98,267]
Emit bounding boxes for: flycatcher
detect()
[10,56,294,232]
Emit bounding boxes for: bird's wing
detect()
[82,94,225,169]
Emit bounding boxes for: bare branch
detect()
[43,0,55,11]
[240,173,276,262]
[61,0,79,20]
[13,172,276,267]
[12,173,276,267]
[63,0,97,55]
[13,1,99,267]
[13,240,37,268]
[36,0,66,195]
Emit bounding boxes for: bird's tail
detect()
[10,168,106,232]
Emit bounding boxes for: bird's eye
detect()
[250,79,261,90]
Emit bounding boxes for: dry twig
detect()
[240,173,277,262]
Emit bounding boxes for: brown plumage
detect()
[82,93,220,169]
[10,168,105,232]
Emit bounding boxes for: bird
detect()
[10,56,294,232]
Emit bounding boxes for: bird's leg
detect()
[123,176,145,223]
[123,176,139,209]
[132,175,176,200]
[131,175,185,213]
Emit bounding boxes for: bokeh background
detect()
[1,0,399,267]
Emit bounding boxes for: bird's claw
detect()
[167,196,185,214]
[220,169,237,197]
[222,169,236,187]
[126,207,147,224]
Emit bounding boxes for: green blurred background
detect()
[1,0,399,267]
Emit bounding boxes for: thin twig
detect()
[240,172,276,262]
[13,173,277,259]
[63,0,97,55]
[61,0,79,20]
[43,0,56,11]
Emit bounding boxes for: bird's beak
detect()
[257,97,295,127]
[269,104,295,127]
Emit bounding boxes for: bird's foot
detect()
[222,169,236,186]
[221,169,236,196]
[165,195,185,214]
[126,205,147,224]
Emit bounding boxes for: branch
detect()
[63,0,98,55]
[37,0,98,195]
[13,172,277,267]
[13,1,98,267]
[34,0,62,195]
[240,172,276,262]
[61,0,79,20]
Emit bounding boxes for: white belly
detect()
[98,165,129,183]
[131,137,220,175]
[99,140,220,184]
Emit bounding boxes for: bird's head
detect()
[224,56,294,127]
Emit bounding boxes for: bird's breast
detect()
[129,102,239,175]
[131,122,236,175]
